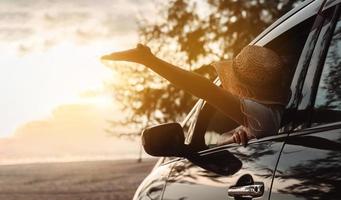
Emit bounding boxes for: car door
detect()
[160,1,324,200]
[271,2,341,200]
[161,103,288,200]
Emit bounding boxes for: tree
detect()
[107,0,302,137]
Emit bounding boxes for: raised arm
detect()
[102,44,245,125]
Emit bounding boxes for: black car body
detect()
[133,0,341,199]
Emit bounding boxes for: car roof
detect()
[251,0,317,45]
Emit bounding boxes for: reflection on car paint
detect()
[272,130,341,200]
[133,163,173,200]
[162,140,284,200]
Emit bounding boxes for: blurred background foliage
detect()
[108,0,302,136]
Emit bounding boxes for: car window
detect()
[264,15,316,91]
[312,11,341,126]
[187,16,317,148]
[263,14,318,131]
[190,103,238,148]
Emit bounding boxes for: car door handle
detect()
[228,182,264,198]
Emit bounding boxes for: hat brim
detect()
[212,60,289,105]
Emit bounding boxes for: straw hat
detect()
[212,45,290,105]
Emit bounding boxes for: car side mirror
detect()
[142,122,187,157]
[142,122,242,176]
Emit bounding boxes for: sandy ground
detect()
[0,159,157,200]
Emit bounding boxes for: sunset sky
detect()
[0,0,160,163]
[0,0,157,138]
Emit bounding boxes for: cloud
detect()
[0,27,34,41]
[102,12,137,35]
[0,0,158,55]
[43,11,91,27]
[0,103,140,164]
[14,104,113,139]
[0,11,32,23]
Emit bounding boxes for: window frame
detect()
[311,5,341,127]
[251,0,323,46]
[297,4,341,128]
[181,99,205,144]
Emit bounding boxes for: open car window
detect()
[189,103,238,148]
[188,14,317,149]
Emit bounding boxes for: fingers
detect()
[233,132,241,144]
[137,43,144,49]
[101,48,137,61]
[239,129,248,146]
[101,44,152,65]
[136,43,151,53]
[100,43,148,60]
[217,127,250,147]
[233,127,249,146]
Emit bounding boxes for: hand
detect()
[101,43,153,65]
[232,126,249,146]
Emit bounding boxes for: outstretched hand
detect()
[101,43,153,65]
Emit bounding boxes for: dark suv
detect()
[133,0,341,199]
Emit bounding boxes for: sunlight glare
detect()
[0,41,116,137]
